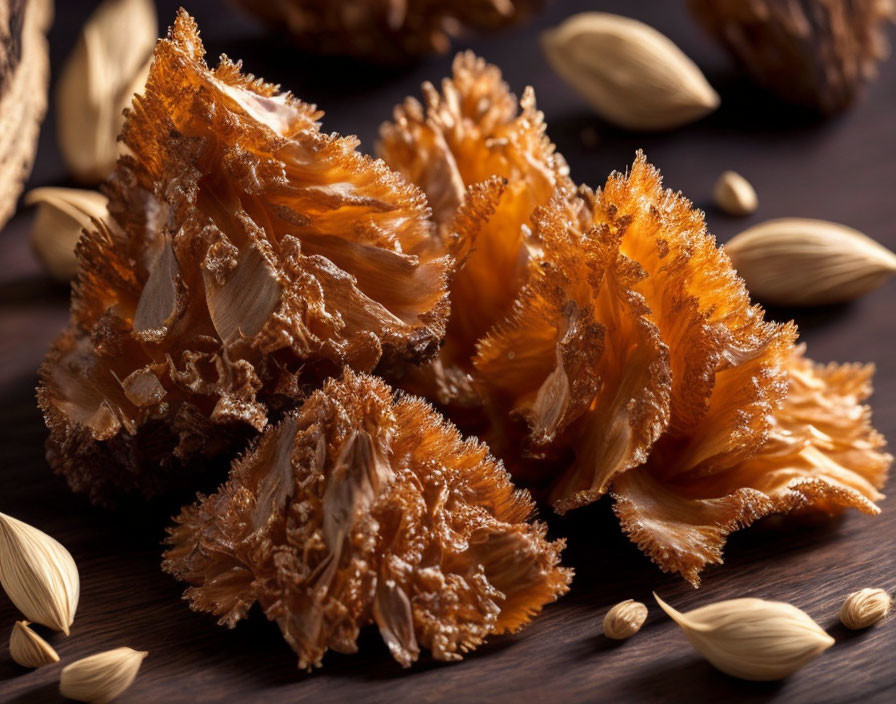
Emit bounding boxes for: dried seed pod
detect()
[60,647,147,703]
[839,588,891,629]
[378,52,574,408]
[0,0,51,230]
[26,188,109,281]
[232,0,542,62]
[726,218,896,305]
[689,0,896,113]
[56,0,157,183]
[603,600,648,640]
[541,13,719,131]
[38,11,450,504]
[10,621,60,669]
[163,371,571,669]
[713,171,758,217]
[0,512,80,635]
[655,594,834,681]
[474,153,890,584]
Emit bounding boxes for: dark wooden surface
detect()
[2,1,895,702]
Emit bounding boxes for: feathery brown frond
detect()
[163,371,571,669]
[38,11,450,503]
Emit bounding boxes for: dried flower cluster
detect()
[689,0,896,113]
[164,371,571,669]
[232,0,542,62]
[38,12,450,503]
[474,156,890,584]
[379,52,573,409]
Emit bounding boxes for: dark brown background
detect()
[1,1,894,702]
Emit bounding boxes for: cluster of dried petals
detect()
[38,11,450,503]
[378,52,574,407]
[690,0,895,113]
[475,153,890,584]
[232,0,543,63]
[163,371,571,669]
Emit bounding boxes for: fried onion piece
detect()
[379,52,573,407]
[163,371,571,669]
[38,11,449,503]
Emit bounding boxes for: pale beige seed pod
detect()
[541,12,719,131]
[603,599,648,640]
[713,171,758,216]
[725,218,896,305]
[839,588,891,629]
[56,0,157,182]
[26,187,109,281]
[655,593,834,681]
[10,620,60,668]
[60,647,148,703]
[0,512,80,635]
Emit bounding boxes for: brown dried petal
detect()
[38,11,449,503]
[613,346,890,585]
[232,0,543,62]
[475,187,671,511]
[163,371,571,669]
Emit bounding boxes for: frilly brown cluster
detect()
[232,0,542,62]
[163,371,571,669]
[379,52,573,408]
[37,11,449,503]
[473,154,891,584]
[690,0,895,113]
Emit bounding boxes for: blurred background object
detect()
[230,0,543,62]
[56,0,156,183]
[0,0,51,230]
[689,0,895,113]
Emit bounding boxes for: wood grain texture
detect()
[1,1,895,702]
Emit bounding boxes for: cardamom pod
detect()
[26,187,109,281]
[60,647,148,703]
[10,620,59,668]
[655,593,834,681]
[541,12,719,131]
[725,218,896,305]
[0,512,80,635]
[713,170,758,217]
[603,599,648,640]
[56,0,157,182]
[839,588,891,630]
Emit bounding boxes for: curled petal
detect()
[475,192,672,512]
[614,346,891,585]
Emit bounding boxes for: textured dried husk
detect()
[540,12,719,131]
[231,0,542,62]
[689,0,895,113]
[38,11,450,504]
[10,621,60,668]
[378,52,574,412]
[472,153,890,585]
[163,371,571,669]
[0,0,51,230]
[839,587,891,629]
[59,647,147,703]
[56,0,157,183]
[655,594,834,681]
